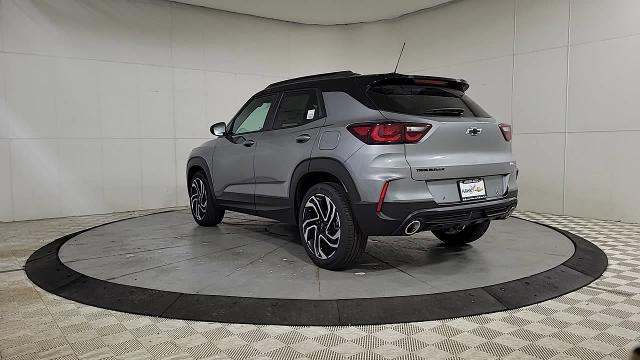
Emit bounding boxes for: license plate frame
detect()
[458,178,487,201]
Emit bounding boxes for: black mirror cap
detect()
[210,122,227,137]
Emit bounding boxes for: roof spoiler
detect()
[365,74,469,92]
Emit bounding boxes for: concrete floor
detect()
[58,211,574,299]
[1,209,639,359]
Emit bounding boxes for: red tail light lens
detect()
[371,123,403,143]
[348,122,432,144]
[498,123,512,142]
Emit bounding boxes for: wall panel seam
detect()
[170,2,179,208]
[8,139,15,222]
[0,50,286,80]
[570,31,640,48]
[562,0,572,215]
[511,0,517,130]
[1,47,14,220]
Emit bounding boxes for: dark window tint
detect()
[367,85,490,118]
[273,90,320,129]
[231,95,276,134]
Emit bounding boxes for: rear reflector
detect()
[376,181,390,213]
[498,123,512,142]
[348,122,432,145]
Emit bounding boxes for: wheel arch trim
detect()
[289,157,362,222]
[186,157,214,191]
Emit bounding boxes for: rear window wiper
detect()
[420,108,465,116]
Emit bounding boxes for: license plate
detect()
[458,178,486,201]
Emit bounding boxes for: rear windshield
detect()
[366,84,491,118]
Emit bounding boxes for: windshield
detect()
[366,84,491,118]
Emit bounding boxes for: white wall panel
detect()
[0,140,12,221]
[1,0,172,65]
[61,0,169,65]
[0,53,8,139]
[400,0,515,71]
[56,58,101,139]
[565,131,640,223]
[141,139,176,209]
[0,2,3,52]
[568,35,640,132]
[0,52,7,219]
[98,62,140,138]
[515,0,569,54]
[174,68,207,138]
[173,4,296,77]
[286,26,348,77]
[571,0,640,45]
[170,3,208,70]
[0,0,66,57]
[511,133,565,214]
[64,0,172,66]
[139,66,174,139]
[11,139,60,220]
[102,139,141,212]
[205,71,245,126]
[57,139,103,216]
[513,47,567,134]
[339,22,398,74]
[5,53,59,139]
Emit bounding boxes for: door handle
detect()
[296,134,311,143]
[243,139,255,147]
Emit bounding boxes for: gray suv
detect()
[187,71,518,270]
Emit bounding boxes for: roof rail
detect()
[266,71,359,89]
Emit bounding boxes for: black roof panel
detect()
[264,71,469,92]
[259,72,470,110]
[265,71,360,89]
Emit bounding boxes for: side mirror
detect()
[210,122,227,137]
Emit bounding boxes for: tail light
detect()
[498,123,512,142]
[347,122,432,145]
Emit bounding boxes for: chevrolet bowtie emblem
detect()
[466,128,482,136]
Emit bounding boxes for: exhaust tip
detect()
[405,220,421,235]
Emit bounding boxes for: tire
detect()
[189,171,225,226]
[299,182,367,270]
[431,220,491,247]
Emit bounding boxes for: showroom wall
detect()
[1,0,639,223]
[0,0,398,221]
[395,0,640,223]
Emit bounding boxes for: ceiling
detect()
[172,0,453,25]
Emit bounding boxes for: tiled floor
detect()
[1,209,639,360]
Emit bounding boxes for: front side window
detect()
[231,95,276,135]
[273,90,321,129]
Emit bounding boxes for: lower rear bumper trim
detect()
[353,195,518,236]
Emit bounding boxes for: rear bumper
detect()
[352,191,518,236]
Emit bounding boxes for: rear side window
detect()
[367,84,490,118]
[273,90,321,129]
